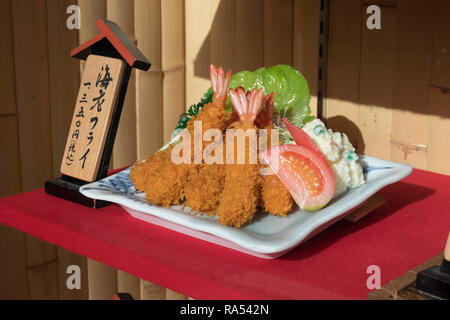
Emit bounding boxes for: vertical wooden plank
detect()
[166,289,188,300]
[116,270,141,300]
[235,0,264,72]
[87,260,117,300]
[264,0,293,67]
[293,0,321,116]
[325,0,363,151]
[57,247,89,299]
[358,6,396,160]
[185,0,215,107]
[430,0,450,89]
[107,0,138,169]
[135,0,161,71]
[0,0,17,115]
[161,0,185,69]
[135,0,163,158]
[210,0,236,71]
[12,0,53,191]
[0,117,22,197]
[161,0,186,142]
[26,236,59,299]
[0,3,26,299]
[140,280,166,300]
[78,0,106,44]
[162,67,185,142]
[0,225,29,300]
[135,71,163,159]
[12,0,61,300]
[427,88,450,174]
[47,0,81,178]
[0,1,21,194]
[390,1,434,169]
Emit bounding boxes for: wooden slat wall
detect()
[326,0,449,174]
[1,0,449,300]
[185,0,320,112]
[264,0,293,66]
[390,1,434,169]
[135,0,163,159]
[11,0,58,300]
[12,0,53,193]
[161,0,186,142]
[431,0,450,89]
[293,0,321,116]
[326,0,363,150]
[358,5,396,160]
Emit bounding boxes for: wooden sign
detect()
[45,18,150,208]
[60,54,125,182]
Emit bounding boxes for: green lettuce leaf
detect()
[175,65,314,146]
[226,65,313,124]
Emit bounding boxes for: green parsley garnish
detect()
[175,88,213,130]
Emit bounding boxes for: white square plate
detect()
[80,155,412,259]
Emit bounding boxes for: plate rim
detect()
[80,155,412,254]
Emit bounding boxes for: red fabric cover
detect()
[0,169,449,299]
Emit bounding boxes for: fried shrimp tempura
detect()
[183,164,225,215]
[216,87,265,228]
[183,65,231,214]
[217,161,263,227]
[261,174,293,216]
[129,147,172,192]
[256,93,294,216]
[186,65,232,138]
[143,145,189,207]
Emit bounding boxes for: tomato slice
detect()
[261,118,335,211]
[261,145,335,211]
[282,117,322,155]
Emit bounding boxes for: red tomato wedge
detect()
[282,118,321,154]
[260,118,335,211]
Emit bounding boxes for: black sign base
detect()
[45,175,111,209]
[416,259,450,300]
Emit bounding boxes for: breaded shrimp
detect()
[129,144,188,207]
[131,64,231,209]
[183,65,231,214]
[183,163,225,215]
[143,145,189,207]
[129,147,172,192]
[261,174,293,216]
[186,65,232,139]
[216,87,265,228]
[256,93,294,216]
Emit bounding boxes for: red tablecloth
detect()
[0,169,449,299]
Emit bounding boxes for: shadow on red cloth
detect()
[281,181,436,260]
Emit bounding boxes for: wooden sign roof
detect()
[71,19,150,71]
